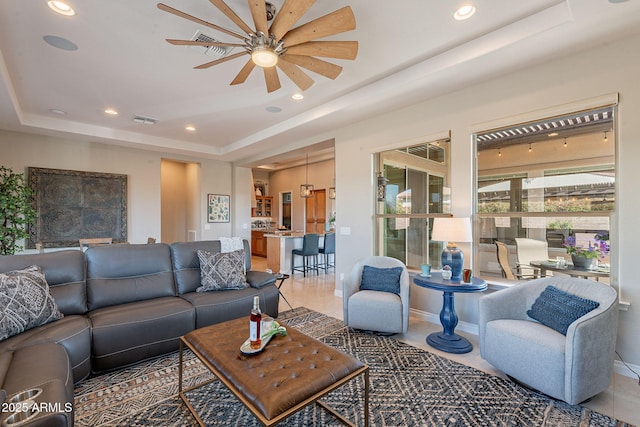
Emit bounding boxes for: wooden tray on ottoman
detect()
[179,316,369,426]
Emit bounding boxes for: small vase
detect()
[571,254,597,270]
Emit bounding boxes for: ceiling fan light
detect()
[251,48,278,68]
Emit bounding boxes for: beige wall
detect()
[0,130,233,245]
[268,159,335,231]
[333,33,640,366]
[160,159,201,243]
[160,159,187,243]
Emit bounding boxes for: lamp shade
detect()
[432,217,472,281]
[431,217,472,243]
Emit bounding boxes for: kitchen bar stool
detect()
[319,232,335,272]
[291,233,320,277]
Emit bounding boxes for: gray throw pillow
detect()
[196,249,249,292]
[0,265,64,341]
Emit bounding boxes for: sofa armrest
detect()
[246,270,277,289]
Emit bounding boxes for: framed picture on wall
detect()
[27,167,128,248]
[208,194,230,223]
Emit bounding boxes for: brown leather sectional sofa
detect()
[0,240,279,426]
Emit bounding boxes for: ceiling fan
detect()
[157,0,358,93]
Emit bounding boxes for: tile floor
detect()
[252,256,640,426]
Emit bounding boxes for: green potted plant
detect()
[0,166,37,255]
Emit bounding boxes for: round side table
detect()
[413,272,487,354]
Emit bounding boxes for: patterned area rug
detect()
[74,308,633,426]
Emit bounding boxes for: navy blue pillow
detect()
[527,285,600,335]
[359,265,403,294]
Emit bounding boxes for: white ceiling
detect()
[1,0,639,169]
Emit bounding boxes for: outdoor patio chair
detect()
[515,237,551,278]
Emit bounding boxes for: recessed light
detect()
[104,108,118,115]
[185,125,196,132]
[548,132,559,137]
[454,5,476,20]
[49,109,67,115]
[292,93,304,100]
[266,106,282,113]
[43,35,78,51]
[47,1,75,16]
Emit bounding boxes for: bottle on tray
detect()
[249,296,262,349]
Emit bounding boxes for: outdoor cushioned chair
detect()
[478,276,618,405]
[515,237,551,278]
[343,256,410,334]
[495,241,536,280]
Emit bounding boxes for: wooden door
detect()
[305,189,326,233]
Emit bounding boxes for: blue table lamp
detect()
[432,217,472,281]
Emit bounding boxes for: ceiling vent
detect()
[132,115,158,125]
[190,30,233,59]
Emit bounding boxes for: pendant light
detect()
[300,154,314,198]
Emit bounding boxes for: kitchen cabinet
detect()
[251,230,267,257]
[252,196,273,217]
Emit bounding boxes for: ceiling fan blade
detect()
[282,6,356,48]
[269,0,316,41]
[263,66,281,93]
[281,54,342,80]
[208,0,254,35]
[277,57,314,91]
[249,0,269,35]
[157,3,247,40]
[166,39,245,48]
[230,59,257,85]
[285,41,358,60]
[194,51,247,69]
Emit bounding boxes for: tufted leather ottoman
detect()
[179,316,369,426]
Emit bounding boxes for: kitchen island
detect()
[266,232,326,274]
[265,232,305,274]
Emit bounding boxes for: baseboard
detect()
[614,360,640,380]
[409,308,640,381]
[409,308,479,335]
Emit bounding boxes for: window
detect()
[375,139,450,270]
[474,106,615,278]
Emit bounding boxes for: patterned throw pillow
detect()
[0,265,64,341]
[196,249,249,292]
[527,285,600,335]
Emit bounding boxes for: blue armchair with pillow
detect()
[343,256,410,334]
[478,276,618,405]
